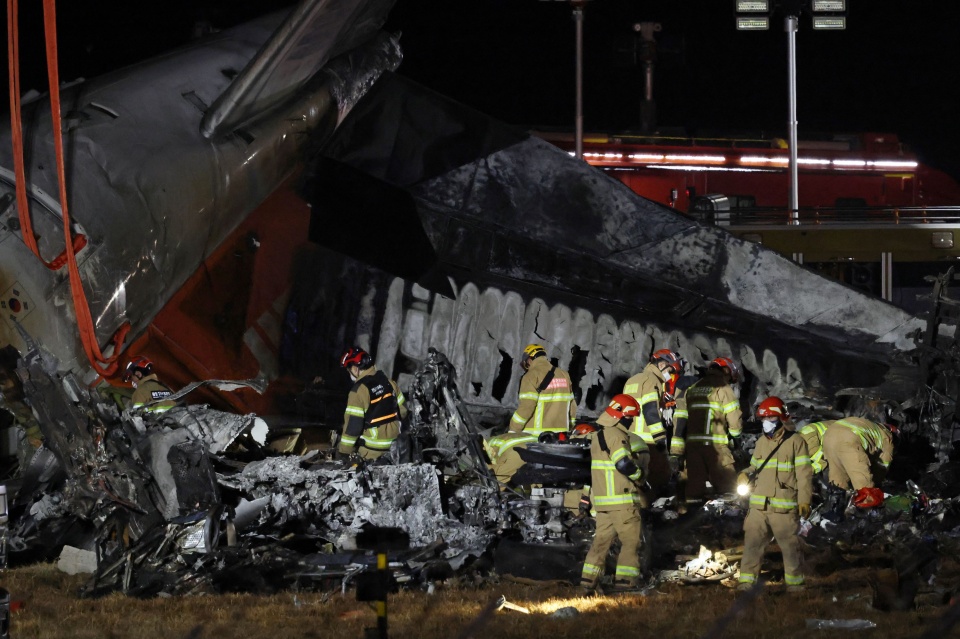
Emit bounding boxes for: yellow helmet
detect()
[522,344,546,360]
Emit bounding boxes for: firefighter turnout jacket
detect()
[671,373,742,454]
[798,421,828,473]
[622,363,667,445]
[586,412,649,510]
[131,374,175,412]
[747,429,813,514]
[510,356,576,435]
[821,417,893,490]
[339,366,407,457]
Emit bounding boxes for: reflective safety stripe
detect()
[836,419,885,451]
[688,434,729,445]
[784,573,805,586]
[363,437,395,450]
[582,563,602,577]
[491,434,538,456]
[674,408,688,419]
[133,403,172,413]
[738,572,757,584]
[340,435,358,446]
[592,494,640,506]
[345,406,365,417]
[624,383,639,394]
[750,495,798,510]
[670,437,685,455]
[616,565,640,578]
[722,401,739,414]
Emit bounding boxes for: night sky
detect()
[3,0,960,179]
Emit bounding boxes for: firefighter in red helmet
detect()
[579,394,650,593]
[671,356,743,507]
[123,355,175,412]
[337,346,407,460]
[737,396,812,592]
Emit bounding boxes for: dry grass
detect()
[2,561,958,639]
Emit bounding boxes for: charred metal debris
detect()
[3,338,960,605]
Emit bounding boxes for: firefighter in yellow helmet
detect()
[671,357,743,507]
[511,344,576,435]
[487,344,577,484]
[580,394,650,593]
[622,348,683,494]
[337,346,407,460]
[737,397,812,592]
[123,356,175,412]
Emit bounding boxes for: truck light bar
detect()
[580,150,919,173]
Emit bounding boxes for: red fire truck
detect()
[538,130,960,314]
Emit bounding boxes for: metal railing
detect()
[691,205,960,227]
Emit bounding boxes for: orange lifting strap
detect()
[6,0,130,377]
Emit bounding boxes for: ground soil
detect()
[3,557,959,639]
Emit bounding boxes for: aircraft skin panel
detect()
[0,9,400,380]
[201,0,397,138]
[294,71,921,413]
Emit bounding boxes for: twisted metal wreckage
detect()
[3,328,960,606]
[1,0,960,612]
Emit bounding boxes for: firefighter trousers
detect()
[822,427,873,490]
[739,508,804,587]
[685,444,736,503]
[580,507,643,587]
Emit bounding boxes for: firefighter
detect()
[820,414,894,491]
[123,356,175,412]
[510,343,576,436]
[798,419,829,475]
[737,396,812,592]
[487,344,577,484]
[337,346,407,460]
[580,394,650,593]
[670,357,742,507]
[622,349,683,494]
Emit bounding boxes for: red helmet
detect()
[123,355,153,382]
[605,393,640,421]
[757,396,788,420]
[710,357,740,383]
[340,346,372,370]
[573,422,599,436]
[852,486,885,509]
[651,349,684,373]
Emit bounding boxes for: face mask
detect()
[130,379,138,389]
[762,419,779,436]
[349,372,358,382]
[661,367,673,382]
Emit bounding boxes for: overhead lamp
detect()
[737,16,770,30]
[812,16,846,29]
[735,0,769,11]
[811,0,845,11]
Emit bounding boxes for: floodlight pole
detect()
[786,14,800,224]
[573,1,585,159]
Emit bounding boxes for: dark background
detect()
[4,0,960,179]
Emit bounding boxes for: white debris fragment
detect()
[57,545,97,575]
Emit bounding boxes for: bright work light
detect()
[737,483,751,496]
[736,16,770,30]
[811,0,845,11]
[812,16,846,29]
[735,0,769,11]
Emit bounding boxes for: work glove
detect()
[798,503,811,519]
[654,438,667,452]
[578,496,591,516]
